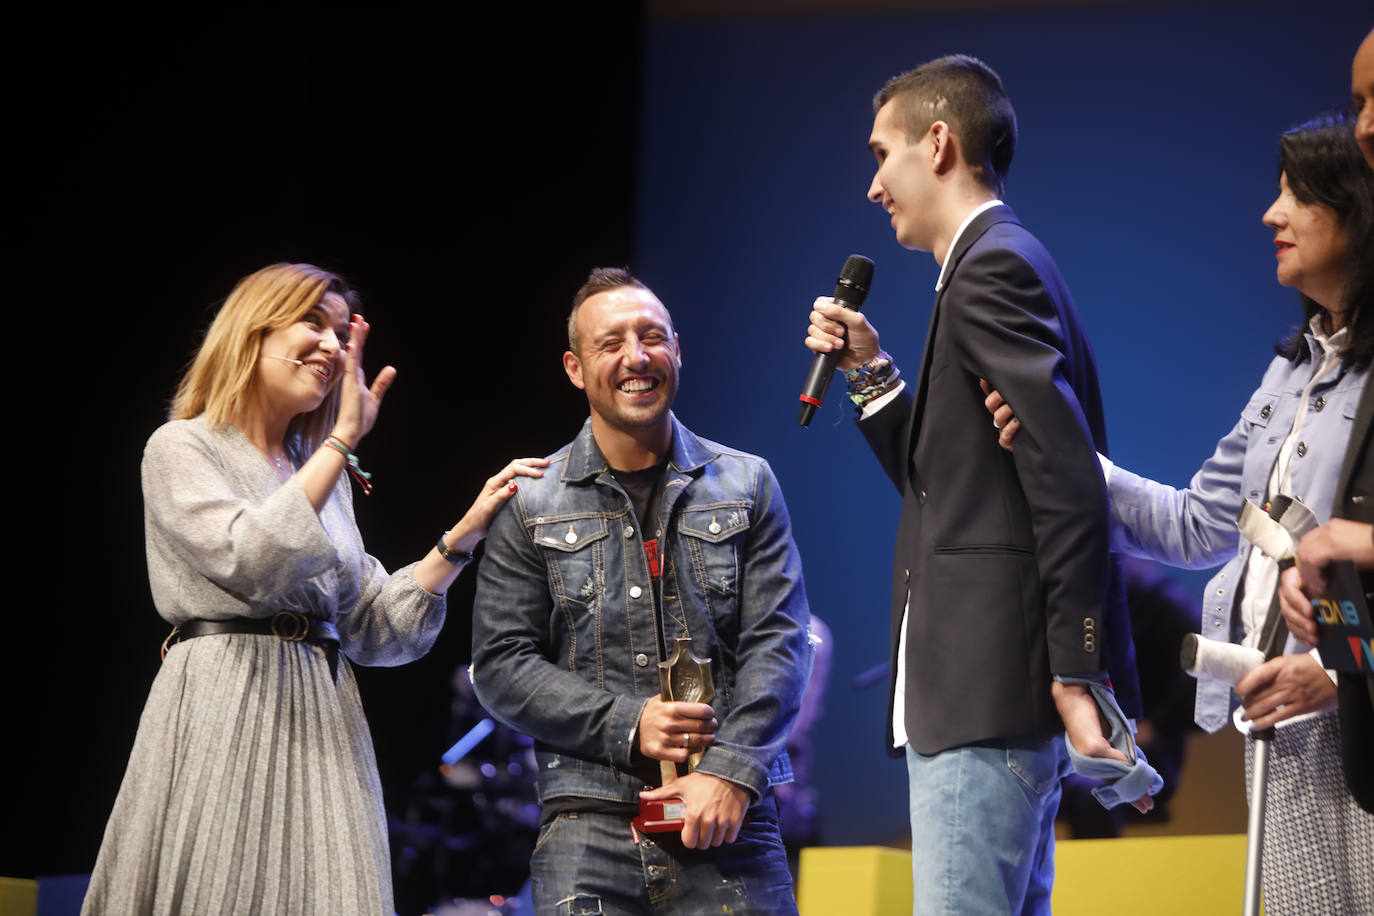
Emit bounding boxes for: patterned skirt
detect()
[1244,710,1374,916]
[82,634,392,915]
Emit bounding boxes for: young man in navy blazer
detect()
[805,55,1150,914]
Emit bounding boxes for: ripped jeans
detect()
[530,795,796,916]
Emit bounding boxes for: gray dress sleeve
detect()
[142,418,444,666]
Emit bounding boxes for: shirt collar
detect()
[562,413,719,484]
[1306,312,1349,362]
[935,199,1004,292]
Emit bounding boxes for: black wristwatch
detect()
[435,532,474,564]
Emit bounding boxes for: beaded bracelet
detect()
[845,350,901,411]
[324,435,374,495]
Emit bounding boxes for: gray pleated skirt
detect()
[1244,711,1374,916]
[83,633,393,915]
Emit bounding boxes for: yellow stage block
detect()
[0,878,37,916]
[1052,834,1247,916]
[798,846,912,916]
[798,835,1247,916]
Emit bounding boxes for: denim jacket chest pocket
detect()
[1241,390,1279,430]
[677,502,751,599]
[533,514,610,609]
[1237,389,1282,503]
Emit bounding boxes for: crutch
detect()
[1239,579,1296,916]
[1233,494,1319,916]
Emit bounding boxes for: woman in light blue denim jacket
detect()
[991,114,1374,914]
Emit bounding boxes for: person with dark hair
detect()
[1279,28,1374,820]
[804,54,1149,914]
[82,263,547,915]
[990,113,1374,914]
[471,268,811,914]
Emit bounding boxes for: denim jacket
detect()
[1105,333,1368,732]
[471,414,812,806]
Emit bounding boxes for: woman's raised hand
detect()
[333,314,397,448]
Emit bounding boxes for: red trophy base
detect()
[633,797,686,833]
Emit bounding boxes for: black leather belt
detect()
[162,611,342,681]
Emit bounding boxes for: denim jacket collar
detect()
[561,413,721,484]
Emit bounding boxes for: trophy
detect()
[633,636,714,833]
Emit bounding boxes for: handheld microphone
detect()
[798,254,874,426]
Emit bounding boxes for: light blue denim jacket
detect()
[1105,332,1367,732]
[471,414,811,805]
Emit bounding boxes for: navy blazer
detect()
[859,204,1142,756]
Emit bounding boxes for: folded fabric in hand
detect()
[1056,674,1164,809]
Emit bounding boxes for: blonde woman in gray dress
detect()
[82,263,547,915]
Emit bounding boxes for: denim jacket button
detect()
[564,526,578,545]
[629,585,643,599]
[635,653,650,667]
[624,525,634,538]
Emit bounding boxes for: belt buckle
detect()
[271,610,311,642]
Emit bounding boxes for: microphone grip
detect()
[798,351,842,426]
[798,296,865,427]
[798,253,873,426]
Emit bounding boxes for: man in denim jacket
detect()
[472,267,811,915]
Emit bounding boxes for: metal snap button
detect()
[624,525,634,538]
[635,653,649,667]
[564,526,578,545]
[629,585,643,599]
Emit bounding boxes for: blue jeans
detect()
[905,737,1068,916]
[530,797,796,916]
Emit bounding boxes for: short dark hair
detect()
[567,266,649,353]
[1273,113,1374,363]
[874,55,1017,196]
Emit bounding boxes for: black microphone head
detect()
[834,255,873,307]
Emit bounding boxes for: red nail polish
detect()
[508,483,518,493]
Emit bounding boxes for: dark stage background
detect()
[11,0,1372,908]
[17,6,643,894]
